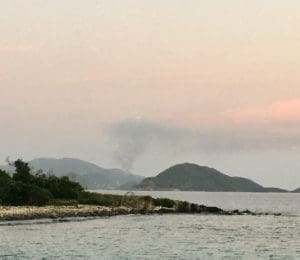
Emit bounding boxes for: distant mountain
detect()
[1,158,143,190]
[292,188,300,193]
[135,163,288,192]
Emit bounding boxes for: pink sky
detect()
[1,1,300,189]
[224,99,300,125]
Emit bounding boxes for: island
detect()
[0,160,277,221]
[135,163,288,192]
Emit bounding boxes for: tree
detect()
[2,182,52,206]
[12,159,32,183]
[0,170,13,204]
[0,159,84,206]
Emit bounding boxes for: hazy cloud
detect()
[109,118,300,171]
[109,119,184,171]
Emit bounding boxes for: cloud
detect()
[109,119,184,171]
[108,116,300,171]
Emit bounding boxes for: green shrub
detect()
[0,170,13,204]
[78,192,123,206]
[1,182,52,206]
[153,198,175,208]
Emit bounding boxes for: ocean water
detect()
[0,192,299,259]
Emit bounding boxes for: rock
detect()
[190,203,200,213]
[0,202,278,221]
[205,206,223,214]
[177,201,191,213]
[240,209,251,214]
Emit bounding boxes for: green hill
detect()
[136,163,287,192]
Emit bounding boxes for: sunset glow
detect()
[1,0,300,189]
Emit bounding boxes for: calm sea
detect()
[0,191,299,259]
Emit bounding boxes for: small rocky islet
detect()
[0,199,280,222]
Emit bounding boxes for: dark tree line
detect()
[0,159,83,206]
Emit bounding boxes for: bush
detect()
[153,198,175,208]
[47,176,83,199]
[27,184,53,206]
[0,171,14,205]
[177,201,190,212]
[1,182,52,206]
[78,192,123,206]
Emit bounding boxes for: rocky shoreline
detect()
[0,201,280,221]
[0,205,135,221]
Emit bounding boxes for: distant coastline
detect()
[2,158,297,192]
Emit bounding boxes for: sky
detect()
[1,0,300,189]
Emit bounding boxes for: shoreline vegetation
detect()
[0,159,281,221]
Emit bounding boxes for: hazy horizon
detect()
[1,1,300,189]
